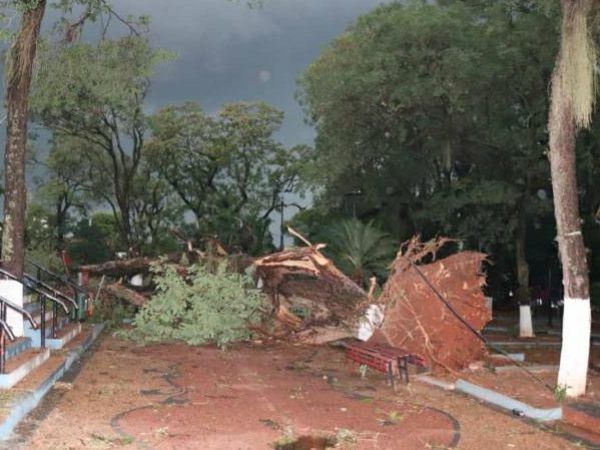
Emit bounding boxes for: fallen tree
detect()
[253,228,368,341]
[104,283,149,307]
[78,253,187,277]
[370,236,491,372]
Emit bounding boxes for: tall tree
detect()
[147,101,308,254]
[31,36,171,251]
[549,0,594,397]
[31,135,91,250]
[298,0,558,301]
[2,0,46,277]
[0,0,149,275]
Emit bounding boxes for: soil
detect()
[7,332,595,450]
[375,251,491,371]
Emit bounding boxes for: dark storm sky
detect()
[113,0,389,146]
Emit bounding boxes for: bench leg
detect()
[398,356,409,384]
[386,361,396,390]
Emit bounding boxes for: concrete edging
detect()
[415,374,562,422]
[0,323,105,440]
[455,379,562,421]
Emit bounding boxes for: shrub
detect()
[130,262,266,348]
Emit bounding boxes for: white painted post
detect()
[519,304,534,338]
[0,279,25,337]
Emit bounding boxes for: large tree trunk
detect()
[2,1,47,278]
[515,215,533,338]
[549,0,592,397]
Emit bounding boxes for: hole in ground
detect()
[275,435,337,450]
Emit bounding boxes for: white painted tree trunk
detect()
[519,305,534,338]
[557,297,591,396]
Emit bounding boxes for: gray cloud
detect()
[114,0,389,145]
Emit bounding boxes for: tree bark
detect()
[515,201,533,338]
[2,1,47,278]
[549,0,592,397]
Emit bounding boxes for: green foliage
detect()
[147,101,309,254]
[68,213,122,264]
[91,296,136,329]
[130,263,266,349]
[30,35,174,249]
[32,37,172,122]
[25,247,63,272]
[25,202,54,250]
[297,0,579,296]
[554,383,569,403]
[298,1,558,245]
[323,218,396,286]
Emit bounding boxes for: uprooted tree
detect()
[368,237,491,372]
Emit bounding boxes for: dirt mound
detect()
[371,237,490,371]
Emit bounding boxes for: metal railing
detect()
[0,267,75,365]
[0,294,39,374]
[26,259,88,299]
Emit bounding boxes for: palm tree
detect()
[548,0,595,397]
[324,218,397,288]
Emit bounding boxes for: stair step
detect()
[25,317,71,347]
[0,348,50,389]
[0,324,104,439]
[4,337,32,361]
[45,322,82,350]
[28,308,70,323]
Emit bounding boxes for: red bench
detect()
[345,341,426,387]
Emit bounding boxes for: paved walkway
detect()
[4,334,592,450]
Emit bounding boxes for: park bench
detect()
[344,340,426,387]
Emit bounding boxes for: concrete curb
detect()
[415,374,562,422]
[415,375,455,390]
[491,340,600,348]
[489,353,525,362]
[495,364,558,373]
[0,323,105,440]
[455,379,562,421]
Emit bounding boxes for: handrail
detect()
[0,267,70,313]
[0,319,15,342]
[26,259,88,295]
[23,274,79,310]
[0,295,38,329]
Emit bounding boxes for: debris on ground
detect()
[78,252,199,277]
[78,233,252,311]
[104,283,149,307]
[369,236,491,372]
[253,227,368,342]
